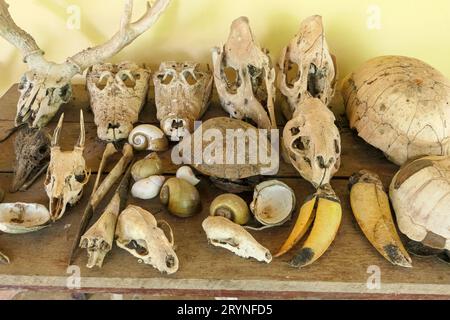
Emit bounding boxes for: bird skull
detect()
[11,126,51,192]
[153,61,213,141]
[87,62,151,142]
[283,98,341,188]
[16,67,74,128]
[44,111,90,221]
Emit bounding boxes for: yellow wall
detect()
[1,0,450,98]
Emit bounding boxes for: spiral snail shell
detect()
[128,124,169,151]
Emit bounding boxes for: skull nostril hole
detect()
[166,255,175,268]
[108,123,120,130]
[317,156,327,169]
[334,139,340,154]
[171,120,184,129]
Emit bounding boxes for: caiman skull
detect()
[44,111,90,221]
[11,126,51,192]
[277,15,336,120]
[87,62,151,141]
[0,0,171,128]
[212,16,276,129]
[16,66,74,128]
[283,98,341,188]
[153,62,213,141]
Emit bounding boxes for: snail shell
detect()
[128,125,169,151]
[131,176,166,200]
[210,194,250,225]
[160,178,201,218]
[176,166,200,186]
[250,180,296,227]
[132,153,164,181]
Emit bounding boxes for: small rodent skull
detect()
[44,111,90,221]
[87,62,151,142]
[283,98,341,188]
[153,61,212,141]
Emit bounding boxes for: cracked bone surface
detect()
[116,205,179,274]
[87,62,151,142]
[0,0,170,128]
[11,126,51,193]
[283,97,341,188]
[342,56,450,165]
[202,216,272,263]
[277,15,336,120]
[390,156,450,251]
[44,111,90,221]
[212,16,276,129]
[154,62,213,141]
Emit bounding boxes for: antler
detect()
[0,0,170,75]
[0,0,46,66]
[67,0,170,74]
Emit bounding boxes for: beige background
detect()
[1,0,450,98]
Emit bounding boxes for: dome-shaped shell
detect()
[342,56,450,165]
[389,156,450,250]
[175,117,278,179]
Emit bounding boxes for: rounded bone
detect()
[0,202,50,234]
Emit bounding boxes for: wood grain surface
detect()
[0,85,448,299]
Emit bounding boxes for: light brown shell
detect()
[342,56,450,165]
[390,156,450,250]
[175,117,278,179]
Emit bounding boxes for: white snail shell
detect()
[176,166,200,186]
[131,176,166,200]
[128,125,169,151]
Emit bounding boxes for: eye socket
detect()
[183,71,198,85]
[75,173,86,183]
[159,73,174,85]
[334,139,340,154]
[292,136,309,151]
[126,240,149,256]
[38,146,48,154]
[290,127,300,136]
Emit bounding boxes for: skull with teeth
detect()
[87,62,151,142]
[11,126,51,192]
[153,61,213,141]
[283,98,341,188]
[44,111,90,221]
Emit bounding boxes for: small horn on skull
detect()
[76,110,85,149]
[51,113,65,147]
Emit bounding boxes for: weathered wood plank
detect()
[0,173,448,298]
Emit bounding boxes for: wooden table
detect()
[0,85,448,300]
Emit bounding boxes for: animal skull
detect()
[278,15,336,120]
[115,205,179,274]
[44,111,90,221]
[202,216,272,263]
[0,0,170,128]
[11,126,51,192]
[87,62,151,141]
[153,61,213,141]
[212,16,276,129]
[283,98,341,188]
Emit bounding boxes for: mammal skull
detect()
[11,126,51,192]
[87,62,151,141]
[212,16,276,129]
[44,111,90,221]
[283,98,341,188]
[115,205,179,274]
[277,15,336,120]
[153,61,213,141]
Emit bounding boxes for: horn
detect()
[51,113,65,147]
[77,110,85,149]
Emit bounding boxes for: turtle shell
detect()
[175,117,278,179]
[342,56,450,165]
[389,155,450,251]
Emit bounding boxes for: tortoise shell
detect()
[342,56,450,165]
[390,155,450,251]
[175,117,278,179]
